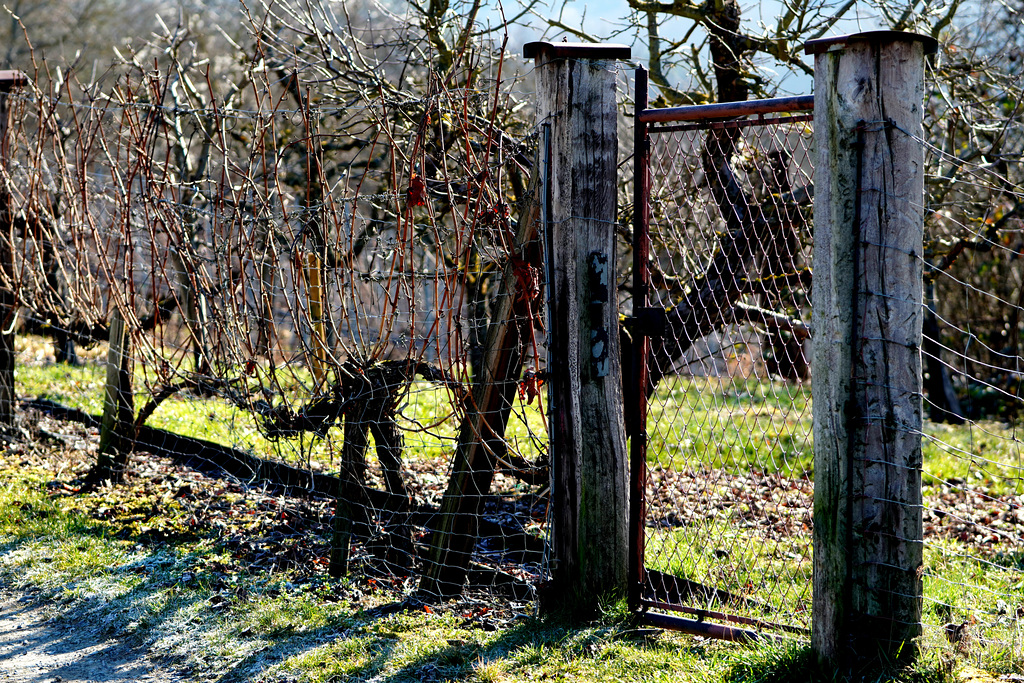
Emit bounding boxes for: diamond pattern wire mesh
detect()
[912,116,1024,659]
[0,42,551,610]
[638,112,815,632]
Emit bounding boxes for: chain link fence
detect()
[0,12,551,610]
[632,58,1024,664]
[631,94,815,637]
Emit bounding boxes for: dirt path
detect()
[0,589,186,683]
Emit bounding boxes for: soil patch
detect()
[0,587,188,683]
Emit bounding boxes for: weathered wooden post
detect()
[0,70,27,430]
[90,307,135,484]
[526,41,631,610]
[807,31,936,667]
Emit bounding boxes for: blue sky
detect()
[486,0,890,95]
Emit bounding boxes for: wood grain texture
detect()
[539,53,628,607]
[812,35,927,668]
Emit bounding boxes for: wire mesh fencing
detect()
[912,108,1024,663]
[0,4,551,609]
[631,55,1024,662]
[630,91,816,636]
[2,14,1021,662]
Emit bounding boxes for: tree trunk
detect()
[329,361,413,575]
[174,245,213,383]
[253,215,278,358]
[923,282,964,423]
[707,0,747,105]
[329,401,370,577]
[329,405,371,577]
[761,150,809,382]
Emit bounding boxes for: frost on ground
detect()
[0,587,189,683]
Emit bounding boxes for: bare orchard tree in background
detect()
[538,0,1024,419]
[917,0,1024,423]
[1,0,550,587]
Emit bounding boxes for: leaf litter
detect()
[3,406,1023,679]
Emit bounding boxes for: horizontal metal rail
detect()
[640,611,762,642]
[641,598,811,635]
[638,95,813,124]
[649,113,813,135]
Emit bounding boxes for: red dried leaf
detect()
[519,370,544,405]
[407,173,427,207]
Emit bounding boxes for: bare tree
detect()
[539,0,1021,415]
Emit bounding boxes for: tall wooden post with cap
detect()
[525,40,631,609]
[0,70,28,430]
[807,31,936,667]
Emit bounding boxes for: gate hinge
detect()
[624,307,667,338]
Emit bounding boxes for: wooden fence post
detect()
[0,71,27,430]
[807,31,936,668]
[91,307,135,484]
[525,41,631,610]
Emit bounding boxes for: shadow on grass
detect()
[1,532,396,680]
[288,607,713,683]
[722,642,957,683]
[0,528,963,683]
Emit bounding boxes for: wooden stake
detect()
[0,71,27,429]
[93,308,135,483]
[303,252,329,386]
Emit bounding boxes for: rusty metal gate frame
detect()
[628,66,815,641]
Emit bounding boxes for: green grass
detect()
[644,523,1024,673]
[0,442,978,682]
[8,336,1023,679]
[0,457,758,682]
[648,375,1024,496]
[13,334,547,473]
[17,359,106,414]
[644,520,813,627]
[275,609,732,683]
[646,375,814,477]
[920,539,1024,674]
[922,421,1024,496]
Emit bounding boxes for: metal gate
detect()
[628,67,816,640]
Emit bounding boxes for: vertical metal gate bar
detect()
[628,66,651,613]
